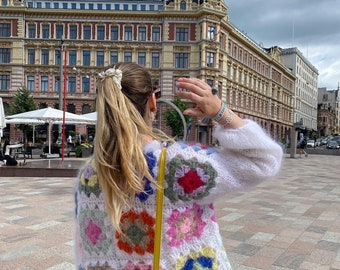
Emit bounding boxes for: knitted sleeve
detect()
[162,120,283,204]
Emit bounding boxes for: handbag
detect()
[153,147,167,269]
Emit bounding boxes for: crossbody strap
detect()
[153,147,167,269]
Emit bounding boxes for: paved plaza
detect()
[0,154,339,270]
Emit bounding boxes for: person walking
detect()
[74,62,283,269]
[298,132,308,157]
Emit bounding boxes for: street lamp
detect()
[58,38,64,135]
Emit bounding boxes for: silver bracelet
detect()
[224,109,234,127]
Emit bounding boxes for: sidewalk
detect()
[0,155,339,270]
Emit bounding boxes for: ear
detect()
[148,93,157,112]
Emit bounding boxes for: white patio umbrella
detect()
[0,98,5,139]
[5,118,45,144]
[83,111,97,122]
[6,107,95,154]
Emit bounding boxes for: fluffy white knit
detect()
[74,120,283,270]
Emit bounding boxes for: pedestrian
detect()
[74,62,283,269]
[298,132,308,157]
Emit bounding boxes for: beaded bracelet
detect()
[213,102,227,122]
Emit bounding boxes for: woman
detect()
[74,62,283,269]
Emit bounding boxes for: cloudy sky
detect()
[227,0,340,89]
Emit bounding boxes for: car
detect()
[306,140,315,148]
[321,138,329,145]
[326,140,339,149]
[315,138,321,147]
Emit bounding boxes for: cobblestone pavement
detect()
[0,155,339,270]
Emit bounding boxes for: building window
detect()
[206,52,214,67]
[124,26,132,41]
[152,27,160,41]
[207,26,215,40]
[69,50,77,66]
[82,77,89,93]
[83,25,91,40]
[97,25,105,40]
[0,74,10,90]
[54,76,60,92]
[132,4,137,10]
[28,24,36,38]
[42,24,50,38]
[98,4,102,10]
[124,51,132,62]
[55,50,61,65]
[180,0,186,10]
[110,50,118,64]
[176,27,188,42]
[138,52,146,66]
[138,26,146,41]
[41,49,49,65]
[45,2,50,8]
[111,26,118,40]
[114,4,119,10]
[68,77,76,93]
[96,50,104,66]
[151,52,159,68]
[2,0,8,6]
[89,3,93,10]
[175,53,189,68]
[27,75,35,91]
[83,50,90,66]
[71,3,76,9]
[56,25,63,39]
[54,2,59,8]
[123,4,128,10]
[80,3,85,9]
[41,76,48,91]
[141,5,146,11]
[0,48,10,64]
[106,4,111,10]
[28,49,35,64]
[62,3,67,9]
[69,25,77,39]
[0,23,11,37]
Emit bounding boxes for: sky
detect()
[226,0,340,90]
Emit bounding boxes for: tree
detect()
[9,86,37,143]
[163,97,191,138]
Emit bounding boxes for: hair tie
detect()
[98,68,123,90]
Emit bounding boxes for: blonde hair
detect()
[95,62,169,231]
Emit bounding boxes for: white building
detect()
[281,47,319,133]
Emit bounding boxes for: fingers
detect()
[175,77,221,118]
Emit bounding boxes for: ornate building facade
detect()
[1,0,296,144]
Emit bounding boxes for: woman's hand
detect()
[176,77,246,129]
[175,78,221,119]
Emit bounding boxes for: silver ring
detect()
[211,87,219,95]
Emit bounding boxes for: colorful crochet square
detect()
[79,160,101,197]
[165,156,217,202]
[124,261,155,270]
[79,208,112,255]
[175,247,218,270]
[115,210,155,255]
[135,152,156,202]
[167,203,206,247]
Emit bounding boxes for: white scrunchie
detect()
[98,68,123,90]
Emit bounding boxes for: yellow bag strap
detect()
[153,147,167,269]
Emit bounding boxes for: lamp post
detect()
[61,49,67,162]
[58,38,64,136]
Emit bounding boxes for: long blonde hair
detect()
[95,62,167,231]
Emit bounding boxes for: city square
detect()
[1,154,339,270]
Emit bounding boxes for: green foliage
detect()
[8,87,37,143]
[9,86,37,115]
[163,97,190,137]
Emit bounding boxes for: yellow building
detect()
[0,0,295,144]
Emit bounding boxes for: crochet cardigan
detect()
[74,120,283,270]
